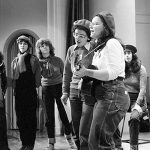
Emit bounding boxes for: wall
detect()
[136,0,150,78]
[0,0,47,53]
[47,0,68,61]
[89,0,136,45]
[47,0,69,135]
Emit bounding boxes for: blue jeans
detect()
[70,89,83,150]
[88,80,130,150]
[79,102,94,150]
[42,83,71,144]
[128,93,140,146]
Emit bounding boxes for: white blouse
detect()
[92,38,125,80]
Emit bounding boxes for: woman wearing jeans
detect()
[74,11,130,150]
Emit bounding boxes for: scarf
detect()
[13,52,28,79]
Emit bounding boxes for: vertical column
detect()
[47,0,68,135]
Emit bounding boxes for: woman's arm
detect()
[136,65,147,105]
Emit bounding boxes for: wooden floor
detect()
[8,130,150,150]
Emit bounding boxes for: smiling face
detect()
[73,29,88,47]
[90,16,104,40]
[124,50,133,63]
[18,41,29,53]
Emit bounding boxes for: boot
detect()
[130,145,138,150]
[65,134,77,149]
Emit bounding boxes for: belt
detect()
[102,76,124,85]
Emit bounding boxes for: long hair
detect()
[125,53,141,78]
[36,38,55,59]
[96,14,114,45]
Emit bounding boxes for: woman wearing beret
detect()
[11,35,41,150]
[74,11,130,150]
[36,38,75,150]
[124,45,147,150]
[61,19,96,150]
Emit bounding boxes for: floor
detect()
[7,130,150,150]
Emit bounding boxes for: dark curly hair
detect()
[36,38,55,59]
[72,25,91,42]
[125,53,141,78]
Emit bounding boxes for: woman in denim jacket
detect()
[74,11,130,150]
[124,45,147,150]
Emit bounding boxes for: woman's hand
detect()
[73,65,87,78]
[61,94,68,105]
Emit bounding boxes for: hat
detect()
[124,45,137,54]
[97,11,115,36]
[73,19,91,40]
[17,35,32,48]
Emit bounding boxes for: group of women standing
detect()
[1,10,147,150]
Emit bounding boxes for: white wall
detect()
[0,0,47,53]
[89,0,136,45]
[47,0,68,61]
[136,0,150,77]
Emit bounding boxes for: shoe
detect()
[66,137,76,149]
[19,146,26,150]
[45,144,54,150]
[115,148,123,150]
[130,145,138,150]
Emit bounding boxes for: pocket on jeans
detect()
[114,89,130,112]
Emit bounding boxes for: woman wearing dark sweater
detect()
[36,38,75,150]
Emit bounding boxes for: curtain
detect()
[66,0,89,54]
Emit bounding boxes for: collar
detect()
[74,42,90,51]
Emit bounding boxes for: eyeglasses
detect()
[40,43,49,48]
[74,33,87,39]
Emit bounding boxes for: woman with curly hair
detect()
[124,45,147,150]
[36,38,75,150]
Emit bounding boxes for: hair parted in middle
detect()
[124,45,141,77]
[36,38,55,59]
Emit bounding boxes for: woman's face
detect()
[18,41,28,53]
[40,43,50,55]
[90,16,104,40]
[124,50,133,63]
[73,29,89,47]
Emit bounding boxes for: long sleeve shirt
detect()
[124,65,147,105]
[62,42,95,96]
[92,38,125,80]
[39,56,64,86]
